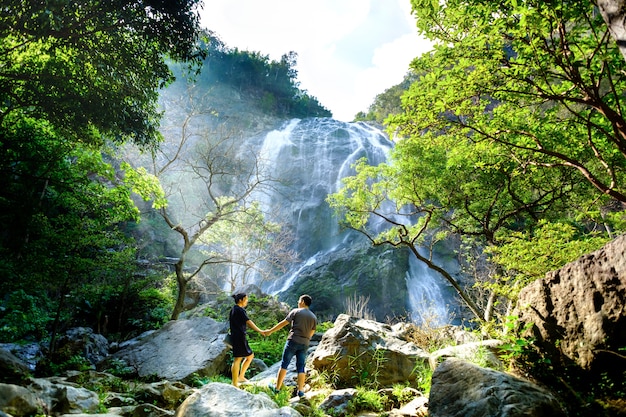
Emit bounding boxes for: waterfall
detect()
[406,253,449,326]
[256,118,391,257]
[254,118,451,324]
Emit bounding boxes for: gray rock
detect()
[104,317,229,382]
[428,358,566,417]
[516,233,626,371]
[429,339,504,370]
[0,343,41,372]
[309,314,430,387]
[0,383,39,416]
[29,377,100,415]
[317,388,356,416]
[61,327,110,366]
[0,348,31,384]
[174,382,301,417]
[133,381,194,409]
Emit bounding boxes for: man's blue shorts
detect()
[280,339,308,373]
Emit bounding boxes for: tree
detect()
[597,0,626,62]
[0,0,204,341]
[192,34,331,118]
[1,0,204,148]
[401,0,626,203]
[329,0,626,324]
[328,159,487,322]
[198,202,297,293]
[127,89,295,320]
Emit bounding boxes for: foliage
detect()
[0,0,204,148]
[192,34,331,118]
[329,0,626,326]
[0,291,54,342]
[246,384,291,407]
[45,354,92,375]
[121,163,168,210]
[403,0,626,202]
[411,361,433,394]
[132,91,298,320]
[498,317,536,365]
[199,201,297,292]
[0,0,204,343]
[346,387,384,414]
[355,71,418,123]
[485,221,610,299]
[102,359,137,379]
[189,373,230,388]
[346,348,388,389]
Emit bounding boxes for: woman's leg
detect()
[232,356,243,386]
[239,353,254,381]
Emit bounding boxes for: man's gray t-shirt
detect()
[285,307,317,345]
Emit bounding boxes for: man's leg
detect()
[275,367,288,389]
[297,372,305,393]
[295,344,307,396]
[275,341,295,390]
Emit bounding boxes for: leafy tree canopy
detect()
[355,71,417,124]
[396,0,626,203]
[329,0,626,322]
[0,0,205,341]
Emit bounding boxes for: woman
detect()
[229,292,266,387]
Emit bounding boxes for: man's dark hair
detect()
[300,294,312,307]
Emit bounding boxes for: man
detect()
[265,294,317,398]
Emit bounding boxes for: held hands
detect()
[261,329,272,337]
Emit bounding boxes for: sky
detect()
[199,0,433,121]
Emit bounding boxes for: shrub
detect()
[0,290,53,342]
[347,387,384,414]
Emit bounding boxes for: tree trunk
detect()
[171,262,187,320]
[597,0,626,62]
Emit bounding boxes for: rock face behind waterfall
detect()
[281,242,411,321]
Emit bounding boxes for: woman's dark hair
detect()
[232,293,247,303]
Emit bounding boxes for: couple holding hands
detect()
[229,292,317,398]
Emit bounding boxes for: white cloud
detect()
[199,0,432,121]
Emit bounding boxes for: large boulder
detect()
[308,314,430,387]
[0,383,39,416]
[62,327,110,366]
[429,339,504,370]
[0,342,42,372]
[174,382,301,417]
[29,377,100,415]
[102,317,229,383]
[515,233,626,372]
[0,377,100,417]
[0,347,31,384]
[428,358,567,417]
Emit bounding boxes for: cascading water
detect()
[254,118,450,325]
[406,252,449,326]
[256,118,391,258]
